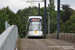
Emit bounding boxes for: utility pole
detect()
[57,0,60,39]
[44,0,46,38]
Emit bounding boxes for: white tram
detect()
[27,16,43,37]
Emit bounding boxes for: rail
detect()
[0,25,18,50]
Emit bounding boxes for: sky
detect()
[0,0,75,13]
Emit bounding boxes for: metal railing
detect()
[0,25,18,50]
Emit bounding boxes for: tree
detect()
[69,12,75,33]
[60,11,75,33]
[50,11,57,33]
[47,0,57,33]
[0,6,22,36]
[48,0,55,11]
[61,4,73,23]
[0,11,9,34]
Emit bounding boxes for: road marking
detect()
[48,46,56,50]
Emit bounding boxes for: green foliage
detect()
[50,11,57,33]
[61,4,72,23]
[0,6,22,36]
[60,4,75,33]
[69,13,75,33]
[60,11,75,33]
[47,0,57,33]
[48,0,55,11]
[0,9,9,34]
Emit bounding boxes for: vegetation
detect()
[0,6,22,36]
[0,2,75,38]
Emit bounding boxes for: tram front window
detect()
[29,22,42,31]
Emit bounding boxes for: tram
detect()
[26,16,43,38]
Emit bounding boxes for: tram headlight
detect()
[28,31,33,35]
[39,31,43,35]
[29,31,32,33]
[39,31,42,33]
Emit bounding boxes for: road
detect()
[19,38,75,50]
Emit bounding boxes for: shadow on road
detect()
[28,37,45,39]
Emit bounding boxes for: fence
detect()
[46,33,75,42]
[0,25,18,50]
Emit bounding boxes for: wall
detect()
[46,33,75,42]
[0,25,18,50]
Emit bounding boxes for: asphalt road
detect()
[19,38,75,50]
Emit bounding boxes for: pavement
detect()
[19,38,75,50]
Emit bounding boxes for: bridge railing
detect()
[46,33,75,42]
[0,25,18,50]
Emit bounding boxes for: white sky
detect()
[0,0,75,13]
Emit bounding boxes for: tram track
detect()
[48,39,75,46]
[31,39,52,50]
[38,39,57,50]
[37,39,64,50]
[31,39,75,50]
[28,39,40,50]
[19,38,75,50]
[31,39,62,50]
[48,39,75,50]
[39,39,75,50]
[19,38,39,50]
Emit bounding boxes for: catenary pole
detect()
[57,0,60,39]
[44,0,46,38]
[38,3,40,16]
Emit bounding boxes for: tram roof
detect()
[29,16,42,19]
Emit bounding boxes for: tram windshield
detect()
[29,22,42,31]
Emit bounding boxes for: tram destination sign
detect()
[29,18,41,22]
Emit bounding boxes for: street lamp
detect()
[47,12,50,34]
